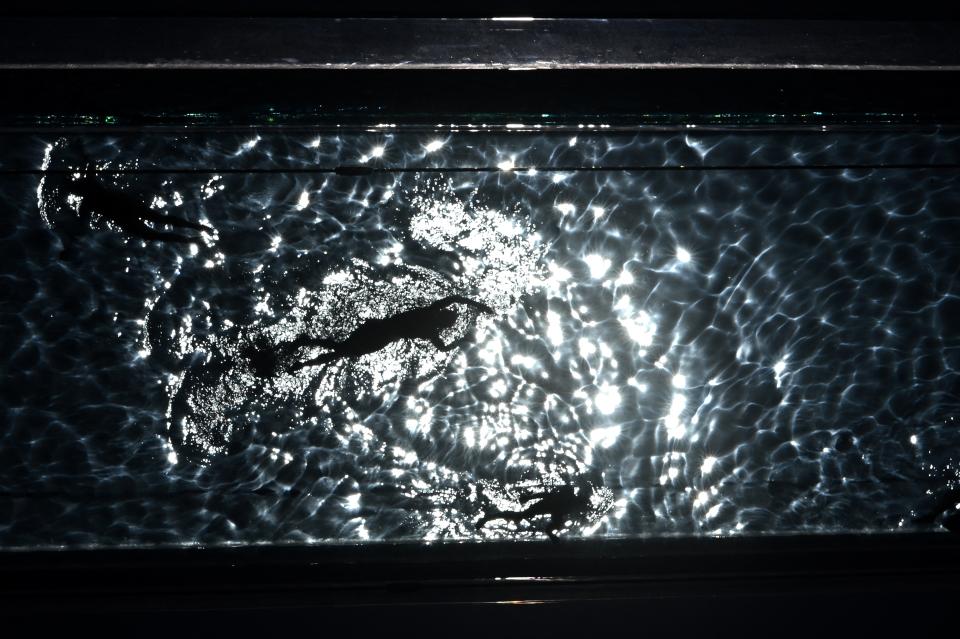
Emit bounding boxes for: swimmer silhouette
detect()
[475,482,595,542]
[64,169,213,247]
[272,295,494,375]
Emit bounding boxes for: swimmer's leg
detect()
[434,295,495,315]
[545,524,561,543]
[277,337,340,364]
[544,512,566,543]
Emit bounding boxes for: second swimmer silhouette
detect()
[248,294,495,377]
[64,168,214,248]
[475,481,598,542]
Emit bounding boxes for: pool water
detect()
[1,125,959,547]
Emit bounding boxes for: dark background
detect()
[1,1,958,19]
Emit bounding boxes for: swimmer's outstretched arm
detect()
[430,335,473,352]
[433,295,495,314]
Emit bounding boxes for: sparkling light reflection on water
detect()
[1,127,960,546]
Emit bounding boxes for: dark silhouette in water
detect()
[245,336,283,379]
[275,295,495,374]
[913,487,960,532]
[64,170,213,247]
[475,482,596,542]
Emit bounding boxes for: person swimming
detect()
[474,481,597,542]
[287,294,495,371]
[247,295,495,377]
[65,169,214,245]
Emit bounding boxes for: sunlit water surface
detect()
[1,127,959,547]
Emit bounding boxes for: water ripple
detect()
[0,127,958,546]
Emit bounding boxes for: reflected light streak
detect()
[595,384,620,416]
[583,254,610,279]
[665,393,688,439]
[701,456,717,474]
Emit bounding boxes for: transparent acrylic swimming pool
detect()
[2,123,959,548]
